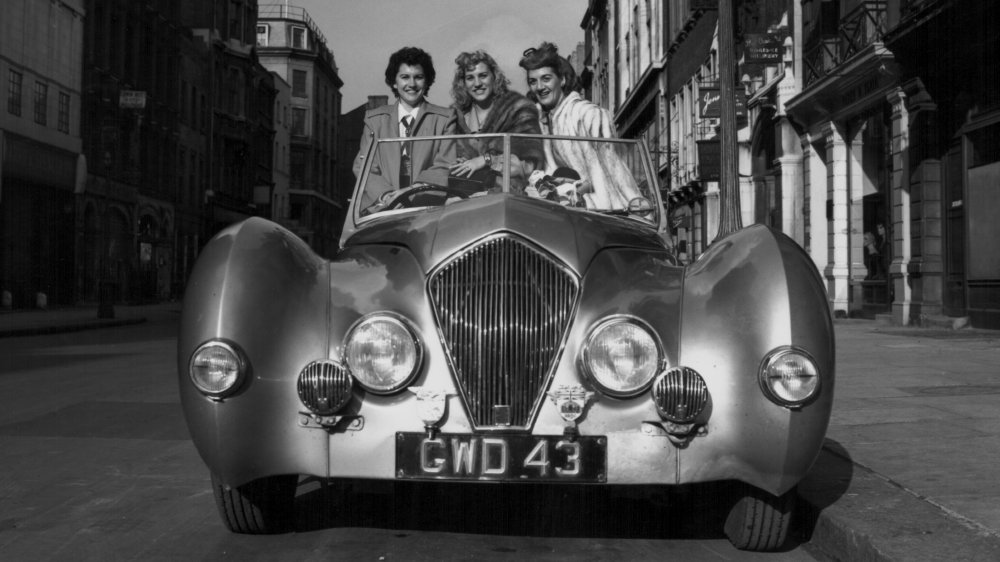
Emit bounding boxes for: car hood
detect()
[343,194,667,274]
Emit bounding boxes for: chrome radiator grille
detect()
[428,234,579,430]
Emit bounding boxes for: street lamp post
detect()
[97,152,114,319]
[714,0,743,241]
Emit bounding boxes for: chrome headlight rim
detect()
[580,315,664,399]
[188,339,249,399]
[758,346,822,408]
[343,312,424,395]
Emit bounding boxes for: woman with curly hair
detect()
[352,46,458,206]
[519,42,640,209]
[447,50,542,186]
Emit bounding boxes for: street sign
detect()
[119,90,146,109]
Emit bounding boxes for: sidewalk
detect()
[2,305,999,560]
[798,319,1000,561]
[0,302,180,338]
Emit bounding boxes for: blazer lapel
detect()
[410,107,437,169]
[384,102,402,184]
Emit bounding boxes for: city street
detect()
[0,309,821,561]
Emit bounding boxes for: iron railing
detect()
[804,0,888,87]
[257,4,327,47]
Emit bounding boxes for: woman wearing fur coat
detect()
[519,42,641,210]
[447,50,543,189]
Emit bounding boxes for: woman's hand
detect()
[450,155,487,178]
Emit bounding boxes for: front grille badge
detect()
[409,386,451,438]
[547,385,597,441]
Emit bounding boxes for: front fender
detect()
[178,218,331,487]
[678,225,835,495]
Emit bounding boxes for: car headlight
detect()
[759,347,821,407]
[344,314,422,394]
[189,340,248,398]
[581,316,662,397]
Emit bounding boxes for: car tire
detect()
[723,484,796,551]
[211,472,298,534]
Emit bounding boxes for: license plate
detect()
[395,432,607,482]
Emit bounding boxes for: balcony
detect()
[803,1,888,87]
[899,0,941,17]
[258,4,328,48]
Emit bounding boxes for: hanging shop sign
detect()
[119,90,147,109]
[744,33,784,64]
[699,87,747,118]
[697,139,721,181]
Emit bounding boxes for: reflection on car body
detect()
[179,133,834,551]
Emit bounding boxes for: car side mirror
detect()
[627,197,654,215]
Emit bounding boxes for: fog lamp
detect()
[298,360,353,415]
[652,367,708,423]
[759,347,821,407]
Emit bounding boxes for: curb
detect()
[0,317,147,338]
[798,444,1000,561]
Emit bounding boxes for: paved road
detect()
[0,312,821,561]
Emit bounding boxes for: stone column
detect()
[740,174,756,228]
[887,89,913,324]
[823,122,850,317]
[904,79,943,321]
[848,125,866,315]
[910,158,944,319]
[703,188,720,250]
[776,112,804,245]
[802,134,829,275]
[778,154,804,245]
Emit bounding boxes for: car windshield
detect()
[354,133,660,223]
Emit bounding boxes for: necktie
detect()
[400,115,414,187]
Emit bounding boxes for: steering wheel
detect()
[381,183,471,210]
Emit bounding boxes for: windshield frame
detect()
[343,133,666,245]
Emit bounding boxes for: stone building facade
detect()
[587,0,998,328]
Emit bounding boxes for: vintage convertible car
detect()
[178,133,834,551]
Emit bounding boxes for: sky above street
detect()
[290,0,590,111]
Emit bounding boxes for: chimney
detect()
[367,95,388,109]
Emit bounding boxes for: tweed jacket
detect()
[352,100,458,205]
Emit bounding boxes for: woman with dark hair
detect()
[352,46,457,206]
[519,41,612,138]
[518,42,639,209]
[447,50,542,186]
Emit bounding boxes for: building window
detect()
[291,107,307,136]
[201,93,208,131]
[292,69,307,98]
[7,70,23,116]
[33,82,48,125]
[291,26,307,49]
[227,68,242,116]
[229,0,242,42]
[256,24,269,47]
[57,91,70,133]
[290,148,305,187]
